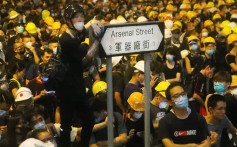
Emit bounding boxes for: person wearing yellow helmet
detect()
[203,37,217,66]
[126,92,155,147]
[43,16,54,35]
[51,21,61,37]
[226,34,237,74]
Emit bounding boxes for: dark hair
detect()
[165,82,184,100]
[213,71,232,83]
[48,37,59,44]
[7,62,26,79]
[166,47,178,62]
[40,48,53,57]
[90,98,107,113]
[207,94,226,110]
[201,60,215,70]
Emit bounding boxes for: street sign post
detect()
[100,21,164,147]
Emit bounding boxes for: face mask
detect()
[95,117,101,123]
[25,42,32,48]
[73,22,84,31]
[53,47,57,55]
[159,101,168,109]
[133,112,143,119]
[190,44,198,50]
[166,55,174,61]
[45,141,56,147]
[214,82,225,93]
[34,121,46,130]
[174,95,189,108]
[37,8,42,13]
[17,26,24,34]
[202,32,208,37]
[206,49,215,56]
[125,13,129,18]
[41,76,49,83]
[0,83,8,91]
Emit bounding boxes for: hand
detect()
[91,23,104,39]
[40,89,47,97]
[128,129,135,139]
[136,131,144,138]
[150,76,159,88]
[210,131,218,145]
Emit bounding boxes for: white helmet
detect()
[15,87,33,102]
[109,19,119,24]
[19,138,46,147]
[137,16,148,22]
[134,60,144,73]
[112,56,123,67]
[164,20,173,29]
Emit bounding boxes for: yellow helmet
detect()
[92,81,107,96]
[82,38,89,45]
[188,35,199,42]
[232,26,237,34]
[226,0,235,5]
[221,20,231,28]
[212,14,221,21]
[166,4,175,11]
[187,11,197,21]
[174,21,182,29]
[146,6,152,13]
[25,22,37,34]
[117,15,127,23]
[44,16,54,26]
[218,0,226,6]
[127,92,145,111]
[52,21,61,30]
[206,2,214,8]
[193,4,202,10]
[227,33,237,44]
[231,75,237,87]
[155,81,170,98]
[221,26,232,36]
[42,10,50,20]
[203,37,216,44]
[183,0,191,4]
[204,20,214,28]
[9,10,19,19]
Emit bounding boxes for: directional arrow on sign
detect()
[100,21,164,57]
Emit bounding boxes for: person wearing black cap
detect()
[58,2,102,147]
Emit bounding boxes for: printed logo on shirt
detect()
[174,130,196,137]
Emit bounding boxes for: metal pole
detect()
[144,53,151,147]
[106,57,114,147]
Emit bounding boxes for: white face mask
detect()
[159,101,168,109]
[133,112,143,119]
[53,47,57,55]
[25,42,32,48]
[73,22,84,31]
[45,141,57,147]
[202,32,208,37]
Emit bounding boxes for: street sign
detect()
[100,21,164,57]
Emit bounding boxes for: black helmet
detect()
[64,2,84,19]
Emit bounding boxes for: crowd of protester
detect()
[0,0,237,146]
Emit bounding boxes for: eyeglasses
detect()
[171,91,187,99]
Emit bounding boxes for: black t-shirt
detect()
[113,71,124,94]
[124,83,142,108]
[226,54,236,74]
[158,108,209,144]
[224,93,237,128]
[163,63,181,80]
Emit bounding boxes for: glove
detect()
[128,129,135,140]
[91,23,104,39]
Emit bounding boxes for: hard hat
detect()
[232,26,237,33]
[117,15,127,23]
[134,60,145,73]
[25,22,37,34]
[221,20,231,28]
[15,87,33,102]
[227,33,237,44]
[212,14,221,20]
[9,10,19,19]
[52,21,61,30]
[155,81,170,98]
[231,75,237,87]
[174,21,182,29]
[180,3,191,10]
[203,37,216,44]
[137,16,148,22]
[19,138,46,147]
[148,11,158,19]
[218,0,226,6]
[127,92,145,111]
[229,22,237,28]
[204,20,214,28]
[42,10,50,20]
[112,56,123,67]
[226,0,235,5]
[165,29,172,39]
[166,4,175,11]
[221,26,232,36]
[188,35,199,42]
[82,38,89,45]
[193,4,202,10]
[92,81,107,96]
[171,26,180,32]
[187,11,197,21]
[146,6,152,13]
[109,19,119,24]
[231,14,237,19]
[64,2,84,19]
[206,2,214,8]
[179,10,187,18]
[44,16,54,26]
[183,0,190,4]
[164,20,173,29]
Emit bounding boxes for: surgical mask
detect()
[25,42,32,48]
[34,121,46,130]
[190,44,198,50]
[17,26,24,34]
[166,55,174,61]
[53,47,57,55]
[41,76,49,83]
[95,117,101,123]
[159,101,168,109]
[174,95,189,108]
[133,112,143,119]
[202,32,208,37]
[206,49,215,56]
[45,141,56,147]
[73,22,84,31]
[214,82,225,93]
